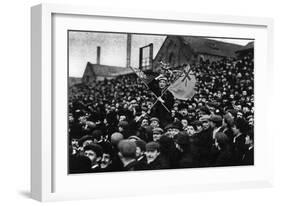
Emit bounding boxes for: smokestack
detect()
[126,34,131,68]
[97,46,101,65]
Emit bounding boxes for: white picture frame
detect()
[31,3,274,202]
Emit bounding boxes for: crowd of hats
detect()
[68,53,254,173]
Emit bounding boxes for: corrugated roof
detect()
[86,63,134,77]
[180,36,243,57]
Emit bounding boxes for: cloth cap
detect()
[146,142,160,152]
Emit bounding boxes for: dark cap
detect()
[153,127,164,134]
[165,123,180,130]
[83,144,103,157]
[146,142,160,152]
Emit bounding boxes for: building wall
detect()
[82,64,96,84]
[153,36,194,72]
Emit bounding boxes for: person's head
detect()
[118,140,137,160]
[135,139,146,158]
[199,115,210,130]
[118,120,129,132]
[237,111,243,119]
[181,119,189,130]
[119,115,127,122]
[150,117,160,129]
[223,113,234,128]
[192,120,203,133]
[209,115,223,129]
[78,135,94,148]
[174,132,190,152]
[186,125,196,136]
[100,153,112,169]
[152,127,164,142]
[165,123,180,138]
[232,118,249,135]
[110,132,124,147]
[83,144,103,165]
[178,103,188,116]
[141,118,149,127]
[158,77,168,89]
[215,132,230,150]
[145,142,160,163]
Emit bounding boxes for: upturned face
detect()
[141,119,149,127]
[179,108,188,116]
[159,80,167,89]
[186,126,195,136]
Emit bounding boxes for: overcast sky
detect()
[69,31,252,77]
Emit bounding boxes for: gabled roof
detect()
[180,36,243,57]
[85,62,134,77]
[235,41,254,53]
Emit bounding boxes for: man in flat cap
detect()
[152,127,164,142]
[150,117,160,129]
[196,115,213,166]
[83,144,103,172]
[165,123,181,139]
[145,142,163,170]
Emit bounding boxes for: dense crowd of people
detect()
[68,53,254,173]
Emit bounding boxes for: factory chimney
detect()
[126,34,132,68]
[96,46,101,65]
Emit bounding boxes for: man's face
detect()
[153,133,161,142]
[232,125,239,135]
[100,153,112,169]
[167,128,180,138]
[145,150,160,163]
[118,126,124,132]
[136,147,144,158]
[84,150,98,164]
[179,108,188,116]
[159,80,167,89]
[141,119,149,127]
[181,119,188,129]
[209,121,215,129]
[237,112,243,118]
[119,115,126,122]
[150,120,159,128]
[71,139,79,148]
[186,126,195,136]
[248,117,254,126]
[202,121,210,130]
[196,125,203,133]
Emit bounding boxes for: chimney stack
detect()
[126,34,132,68]
[97,46,101,65]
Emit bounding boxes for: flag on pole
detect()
[167,66,197,100]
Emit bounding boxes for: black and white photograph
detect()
[68,31,254,174]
